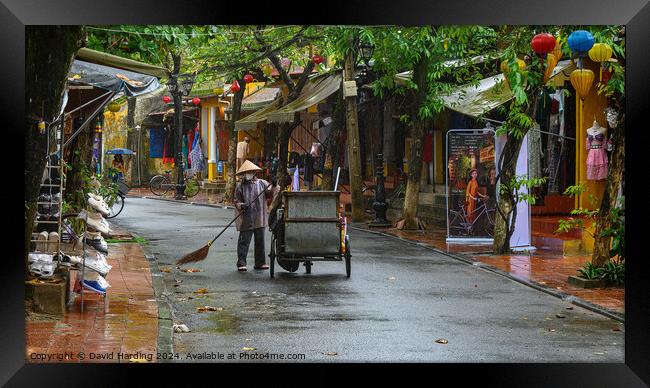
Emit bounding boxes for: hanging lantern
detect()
[312,54,323,65]
[570,68,595,100]
[552,37,563,61]
[243,74,254,83]
[162,95,172,104]
[107,102,121,113]
[500,59,526,89]
[588,43,613,82]
[601,68,613,84]
[531,33,556,56]
[192,97,201,106]
[262,62,273,76]
[568,30,595,69]
[544,53,559,83]
[499,58,526,74]
[230,80,241,92]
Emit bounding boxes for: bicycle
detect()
[149,168,201,198]
[97,173,128,219]
[448,197,496,237]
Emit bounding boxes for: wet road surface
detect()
[114,197,624,362]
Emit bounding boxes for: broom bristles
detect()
[177,244,210,265]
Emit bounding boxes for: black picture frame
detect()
[4,0,649,385]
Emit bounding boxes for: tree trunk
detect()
[224,80,246,204]
[344,42,364,222]
[591,116,625,266]
[493,135,523,253]
[399,55,429,230]
[25,26,84,273]
[64,116,95,208]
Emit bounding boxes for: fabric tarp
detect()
[235,73,341,130]
[235,99,283,131]
[69,60,161,97]
[241,87,281,111]
[76,48,169,78]
[267,73,341,123]
[440,59,575,118]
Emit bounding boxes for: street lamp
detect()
[167,73,196,199]
[355,40,390,227]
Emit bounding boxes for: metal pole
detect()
[334,166,341,191]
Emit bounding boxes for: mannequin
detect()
[586,119,609,181]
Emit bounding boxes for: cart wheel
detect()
[345,236,351,278]
[305,261,312,274]
[269,236,276,278]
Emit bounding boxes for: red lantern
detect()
[531,33,556,56]
[243,74,254,83]
[192,97,201,106]
[312,54,323,65]
[162,95,171,104]
[231,80,241,92]
[601,68,612,84]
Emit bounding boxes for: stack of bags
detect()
[73,192,113,294]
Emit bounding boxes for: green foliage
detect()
[562,183,587,197]
[577,261,604,280]
[499,175,547,205]
[599,259,625,285]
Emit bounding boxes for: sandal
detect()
[254,264,269,270]
[237,266,247,272]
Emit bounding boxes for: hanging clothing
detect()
[292,167,300,192]
[528,124,543,179]
[586,124,609,180]
[303,153,313,183]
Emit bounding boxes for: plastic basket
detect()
[117,180,130,195]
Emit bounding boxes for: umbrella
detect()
[105,148,136,155]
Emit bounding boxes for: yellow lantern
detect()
[544,53,559,83]
[500,59,526,89]
[552,37,562,61]
[588,43,613,82]
[262,62,274,76]
[570,68,595,144]
[570,68,594,100]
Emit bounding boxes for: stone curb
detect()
[128,231,175,361]
[350,225,625,323]
[131,195,235,210]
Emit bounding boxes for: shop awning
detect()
[235,99,283,131]
[267,73,341,123]
[68,59,162,97]
[75,47,169,79]
[441,74,513,117]
[241,87,281,111]
[235,72,341,130]
[441,59,576,118]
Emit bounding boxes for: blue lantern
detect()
[568,30,595,56]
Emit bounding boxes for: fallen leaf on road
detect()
[194,288,208,294]
[324,352,338,356]
[196,306,223,312]
[173,324,190,333]
[556,314,566,319]
[161,267,172,273]
[242,347,256,351]
[182,268,202,273]
[565,306,574,310]
[474,284,478,287]
[612,327,621,332]
[593,352,605,355]
[434,339,449,344]
[549,329,556,332]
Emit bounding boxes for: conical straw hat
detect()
[236,160,262,175]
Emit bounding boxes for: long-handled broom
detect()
[177,182,272,265]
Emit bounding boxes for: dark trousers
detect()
[237,227,266,267]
